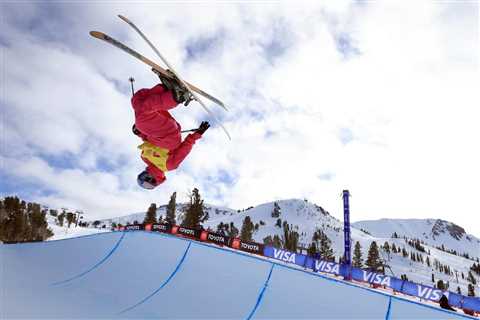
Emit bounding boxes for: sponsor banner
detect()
[313,259,341,276]
[263,247,341,275]
[232,239,263,255]
[350,268,480,311]
[171,225,201,239]
[395,280,479,310]
[150,223,172,234]
[201,231,230,247]
[396,280,445,302]
[408,284,480,311]
[304,257,315,270]
[351,268,392,287]
[231,238,241,250]
[448,293,480,311]
[264,247,307,266]
[124,224,143,231]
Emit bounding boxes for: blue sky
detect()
[1,2,479,235]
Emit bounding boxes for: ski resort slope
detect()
[1,232,475,319]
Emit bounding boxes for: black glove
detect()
[196,121,210,135]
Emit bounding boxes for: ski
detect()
[117,15,228,112]
[89,30,231,140]
[89,31,225,110]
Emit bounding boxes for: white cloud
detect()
[1,2,479,235]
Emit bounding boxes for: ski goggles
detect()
[137,171,157,190]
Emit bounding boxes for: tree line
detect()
[140,188,209,229]
[0,196,53,242]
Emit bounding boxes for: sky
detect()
[1,1,479,236]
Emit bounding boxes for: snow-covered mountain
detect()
[93,198,480,295]
[352,218,480,261]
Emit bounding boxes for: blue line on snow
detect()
[246,263,275,320]
[385,296,392,320]
[145,232,474,319]
[51,231,126,286]
[38,231,473,320]
[118,241,192,315]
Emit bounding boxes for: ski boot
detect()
[152,68,194,106]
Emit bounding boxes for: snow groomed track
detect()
[1,232,476,319]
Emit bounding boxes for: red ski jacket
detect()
[132,84,202,185]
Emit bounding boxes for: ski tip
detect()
[118,14,130,23]
[89,31,104,38]
[220,103,229,111]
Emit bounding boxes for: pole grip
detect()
[129,77,135,96]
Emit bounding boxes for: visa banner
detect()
[264,246,307,265]
[351,268,392,287]
[262,246,480,312]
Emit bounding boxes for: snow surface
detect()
[93,199,480,296]
[48,224,108,241]
[1,231,475,319]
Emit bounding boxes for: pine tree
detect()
[307,242,318,257]
[263,236,273,246]
[228,222,239,238]
[217,222,227,235]
[437,280,445,290]
[468,284,475,297]
[181,188,208,228]
[426,256,431,267]
[366,241,382,272]
[264,235,283,248]
[432,273,435,283]
[383,241,390,258]
[281,222,299,252]
[273,235,282,248]
[467,271,477,285]
[391,243,397,253]
[66,212,75,228]
[166,192,177,225]
[240,216,255,241]
[471,263,480,276]
[143,203,158,224]
[271,202,281,218]
[275,218,282,228]
[58,211,66,227]
[0,197,52,242]
[30,206,52,240]
[318,232,334,261]
[457,286,461,294]
[353,241,363,268]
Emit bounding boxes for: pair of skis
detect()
[90,15,231,140]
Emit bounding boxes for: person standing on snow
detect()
[132,70,210,190]
[439,294,456,312]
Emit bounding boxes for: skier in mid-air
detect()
[132,70,210,189]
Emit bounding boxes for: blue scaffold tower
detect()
[343,189,352,280]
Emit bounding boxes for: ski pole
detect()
[129,77,135,96]
[181,129,197,133]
